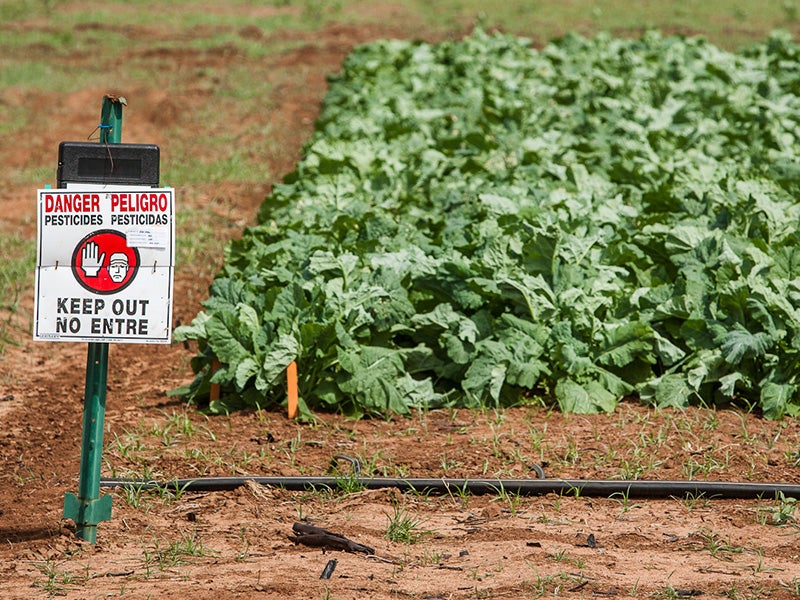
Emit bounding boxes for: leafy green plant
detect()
[769,492,797,525]
[175,29,800,419]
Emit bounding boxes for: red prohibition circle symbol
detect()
[71,229,140,295]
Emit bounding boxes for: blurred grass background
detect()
[1,0,798,350]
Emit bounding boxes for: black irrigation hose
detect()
[100,476,800,499]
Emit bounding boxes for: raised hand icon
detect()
[81,241,105,277]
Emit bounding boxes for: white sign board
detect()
[34,186,175,344]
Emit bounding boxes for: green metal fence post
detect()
[62,95,125,543]
[99,94,123,145]
[63,343,112,543]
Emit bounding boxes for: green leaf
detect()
[554,379,616,414]
[760,382,797,420]
[336,345,413,414]
[259,334,299,388]
[462,350,507,407]
[720,327,773,365]
[173,311,210,343]
[595,322,655,368]
[205,309,249,364]
[640,374,693,409]
[235,357,259,391]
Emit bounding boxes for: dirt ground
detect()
[1,7,800,600]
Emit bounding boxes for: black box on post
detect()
[57,141,160,187]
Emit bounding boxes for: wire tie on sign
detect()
[104,139,115,173]
[153,260,157,273]
[86,123,113,140]
[55,260,59,270]
[86,124,116,173]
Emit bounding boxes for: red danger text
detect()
[44,193,100,213]
[111,193,169,212]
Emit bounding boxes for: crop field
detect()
[1,1,800,599]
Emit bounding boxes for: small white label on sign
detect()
[126,228,168,249]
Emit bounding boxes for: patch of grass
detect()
[0,233,35,352]
[141,530,216,578]
[174,207,237,279]
[0,105,26,139]
[13,1,296,31]
[610,486,641,517]
[0,58,105,97]
[333,470,365,494]
[161,409,215,441]
[165,141,268,186]
[654,585,698,600]
[565,485,584,499]
[118,483,150,510]
[681,491,713,511]
[524,568,583,597]
[14,0,790,53]
[165,530,211,559]
[682,451,729,480]
[235,526,251,562]
[490,481,523,515]
[385,505,427,544]
[778,576,800,596]
[756,492,798,526]
[409,0,799,49]
[618,457,647,480]
[691,529,750,561]
[788,449,800,468]
[32,559,91,596]
[439,451,463,474]
[0,0,57,22]
[444,479,471,508]
[113,460,166,483]
[547,549,586,569]
[561,438,580,466]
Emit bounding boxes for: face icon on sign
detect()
[108,253,129,283]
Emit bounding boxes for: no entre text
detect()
[55,297,152,337]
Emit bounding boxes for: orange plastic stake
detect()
[287,360,298,419]
[209,358,221,403]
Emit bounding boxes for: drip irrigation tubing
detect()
[99,476,800,500]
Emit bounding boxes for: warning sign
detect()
[34,187,175,344]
